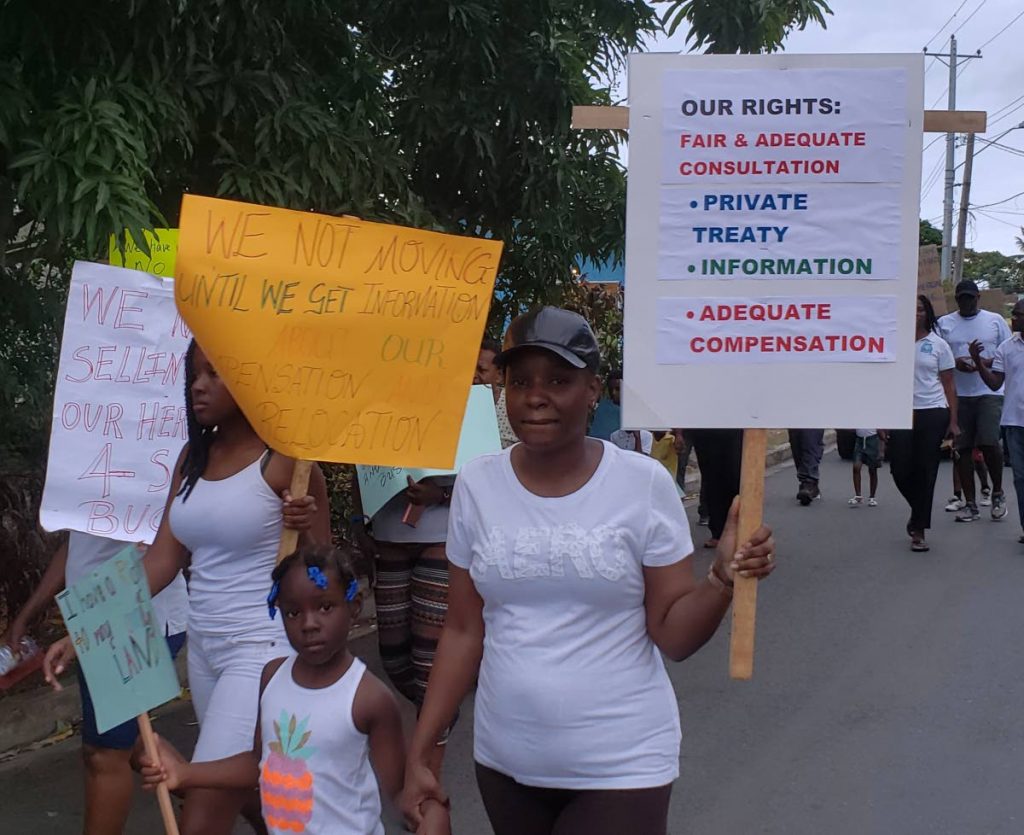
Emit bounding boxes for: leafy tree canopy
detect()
[658,0,831,53]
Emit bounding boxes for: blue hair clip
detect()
[307,565,328,590]
[345,578,359,602]
[266,579,281,620]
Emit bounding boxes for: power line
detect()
[989,93,1024,122]
[957,0,989,33]
[990,101,1024,129]
[973,190,1024,210]
[978,9,1024,49]
[925,0,971,49]
[929,61,971,109]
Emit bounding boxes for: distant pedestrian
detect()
[888,296,959,551]
[848,429,884,507]
[789,429,825,505]
[937,280,1010,522]
[970,298,1024,542]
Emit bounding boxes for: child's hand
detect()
[282,491,318,530]
[417,799,452,835]
[42,636,76,690]
[139,734,189,792]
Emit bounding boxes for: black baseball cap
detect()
[955,279,980,298]
[497,307,601,372]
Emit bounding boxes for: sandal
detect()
[911,538,930,552]
[703,538,719,549]
[848,496,863,507]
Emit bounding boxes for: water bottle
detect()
[0,636,40,676]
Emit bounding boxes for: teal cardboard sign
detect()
[357,385,501,518]
[55,546,180,733]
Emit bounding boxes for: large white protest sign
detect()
[40,262,190,542]
[624,53,923,429]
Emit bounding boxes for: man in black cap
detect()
[937,280,1012,522]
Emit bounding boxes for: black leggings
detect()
[888,407,949,531]
[690,428,743,540]
[475,763,673,835]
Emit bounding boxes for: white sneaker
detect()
[868,497,878,507]
[945,497,965,512]
[979,487,992,507]
[848,496,863,507]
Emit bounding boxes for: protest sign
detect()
[624,53,924,430]
[356,385,501,518]
[55,546,180,732]
[622,53,923,679]
[55,545,181,833]
[175,195,502,469]
[917,245,946,315]
[109,229,179,277]
[40,262,190,543]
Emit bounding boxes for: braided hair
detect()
[267,545,360,619]
[178,339,216,501]
[918,294,940,335]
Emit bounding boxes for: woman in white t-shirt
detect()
[888,295,960,551]
[400,308,776,835]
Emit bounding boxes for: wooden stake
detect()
[571,105,987,134]
[276,459,313,565]
[137,712,180,835]
[729,429,767,680]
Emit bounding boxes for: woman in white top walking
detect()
[888,295,960,551]
[400,308,776,835]
[49,340,331,834]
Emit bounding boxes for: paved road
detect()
[4,451,1024,834]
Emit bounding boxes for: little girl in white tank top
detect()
[139,546,451,835]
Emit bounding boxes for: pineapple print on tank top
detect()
[261,712,315,832]
[258,656,385,835]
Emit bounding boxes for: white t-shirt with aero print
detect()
[446,441,693,790]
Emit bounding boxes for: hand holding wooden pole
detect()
[137,712,180,835]
[276,460,313,565]
[729,429,767,680]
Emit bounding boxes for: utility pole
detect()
[954,131,975,283]
[925,35,982,283]
[941,35,957,285]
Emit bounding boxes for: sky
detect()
[619,0,1024,256]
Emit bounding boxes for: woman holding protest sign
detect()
[400,307,777,834]
[46,339,330,835]
[888,295,960,552]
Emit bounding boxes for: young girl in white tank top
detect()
[140,546,450,835]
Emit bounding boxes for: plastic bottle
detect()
[0,636,40,676]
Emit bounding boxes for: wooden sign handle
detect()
[276,459,313,565]
[729,429,767,680]
[137,712,180,835]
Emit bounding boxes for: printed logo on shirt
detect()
[920,340,934,354]
[471,524,630,582]
[261,711,315,833]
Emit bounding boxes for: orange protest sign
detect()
[175,195,502,468]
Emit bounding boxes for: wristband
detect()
[350,515,369,525]
[707,563,734,596]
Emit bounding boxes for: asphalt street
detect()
[3,451,1023,834]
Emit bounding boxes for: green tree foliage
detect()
[658,0,832,53]
[962,248,1024,294]
[1,0,657,466]
[920,219,943,247]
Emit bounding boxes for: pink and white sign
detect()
[40,261,191,542]
[656,296,898,364]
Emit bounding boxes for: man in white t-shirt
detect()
[972,299,1024,541]
[937,280,1011,522]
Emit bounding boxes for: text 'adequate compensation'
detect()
[656,296,899,365]
[175,195,503,467]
